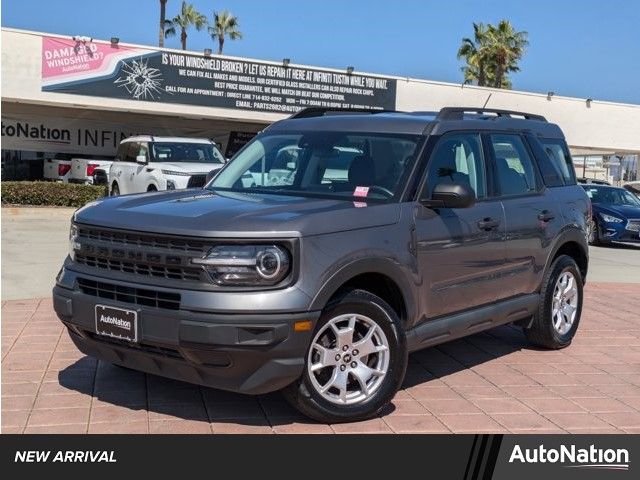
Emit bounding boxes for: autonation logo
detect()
[509,444,630,471]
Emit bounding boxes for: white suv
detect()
[109,136,225,195]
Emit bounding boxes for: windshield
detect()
[208,132,421,202]
[151,142,224,164]
[583,185,640,207]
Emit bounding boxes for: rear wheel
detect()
[525,255,583,349]
[147,185,157,192]
[283,289,407,423]
[110,182,120,196]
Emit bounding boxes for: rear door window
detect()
[489,134,539,196]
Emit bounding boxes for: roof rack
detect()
[436,107,547,122]
[289,107,396,119]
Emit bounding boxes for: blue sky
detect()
[2,0,639,104]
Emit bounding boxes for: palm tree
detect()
[457,23,489,86]
[457,20,528,89]
[485,20,528,89]
[208,10,242,55]
[158,0,168,47]
[164,1,207,50]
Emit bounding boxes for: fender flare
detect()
[309,257,418,324]
[541,226,588,285]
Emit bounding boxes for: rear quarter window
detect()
[540,138,576,185]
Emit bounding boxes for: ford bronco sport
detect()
[54,107,589,423]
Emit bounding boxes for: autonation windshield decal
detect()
[41,36,397,113]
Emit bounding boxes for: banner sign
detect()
[0,115,227,156]
[41,37,397,113]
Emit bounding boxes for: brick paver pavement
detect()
[3,282,640,434]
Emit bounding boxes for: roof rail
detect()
[289,107,396,119]
[437,107,547,122]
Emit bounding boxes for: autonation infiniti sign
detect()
[41,36,397,113]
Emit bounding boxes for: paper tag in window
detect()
[353,186,369,198]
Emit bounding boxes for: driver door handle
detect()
[477,217,500,231]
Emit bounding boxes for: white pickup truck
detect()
[43,155,73,182]
[69,156,114,184]
[109,136,226,195]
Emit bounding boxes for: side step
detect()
[406,294,539,352]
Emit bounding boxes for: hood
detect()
[594,203,640,219]
[152,162,224,174]
[73,190,401,238]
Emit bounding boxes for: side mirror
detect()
[136,155,147,164]
[421,182,476,209]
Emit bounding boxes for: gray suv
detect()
[53,107,590,423]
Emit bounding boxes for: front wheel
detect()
[524,255,583,349]
[110,182,120,196]
[283,289,407,423]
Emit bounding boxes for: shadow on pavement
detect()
[57,357,339,427]
[57,324,535,426]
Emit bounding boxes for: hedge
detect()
[1,181,108,208]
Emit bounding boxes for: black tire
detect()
[283,289,407,423]
[587,219,601,246]
[147,185,157,192]
[110,182,120,196]
[524,255,583,349]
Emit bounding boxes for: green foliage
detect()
[1,182,107,208]
[164,1,207,50]
[457,20,528,89]
[209,10,243,54]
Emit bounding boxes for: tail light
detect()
[58,163,71,176]
[86,163,99,176]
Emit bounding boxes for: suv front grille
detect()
[78,227,208,253]
[74,226,209,283]
[187,174,207,188]
[77,278,181,310]
[75,254,202,281]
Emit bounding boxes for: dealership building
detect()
[2,27,639,182]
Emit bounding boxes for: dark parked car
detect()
[582,184,640,246]
[53,107,589,422]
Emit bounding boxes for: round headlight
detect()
[192,244,291,286]
[256,248,285,280]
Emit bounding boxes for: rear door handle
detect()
[538,210,555,222]
[477,218,501,230]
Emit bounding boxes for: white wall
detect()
[395,81,640,152]
[3,27,640,153]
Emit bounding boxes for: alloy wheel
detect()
[551,271,579,335]
[307,314,390,405]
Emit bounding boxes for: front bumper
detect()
[53,277,320,395]
[597,221,640,243]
